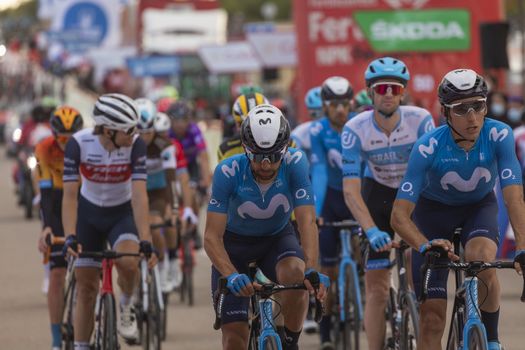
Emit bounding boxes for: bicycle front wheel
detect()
[62,275,76,350]
[342,264,360,350]
[146,270,162,350]
[261,335,281,350]
[467,325,488,350]
[400,293,419,350]
[97,294,118,350]
[446,312,461,350]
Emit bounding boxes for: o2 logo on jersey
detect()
[418,137,438,158]
[221,160,240,178]
[209,198,220,207]
[489,127,508,142]
[341,131,356,149]
[310,122,323,137]
[400,182,414,196]
[295,188,309,200]
[284,150,303,164]
[500,168,515,180]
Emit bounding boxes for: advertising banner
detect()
[198,42,261,74]
[293,0,504,121]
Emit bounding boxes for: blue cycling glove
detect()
[226,272,251,294]
[305,268,330,289]
[366,226,391,252]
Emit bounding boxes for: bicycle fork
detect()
[461,277,488,349]
[258,299,283,350]
[338,229,363,322]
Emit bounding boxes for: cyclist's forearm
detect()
[503,185,525,250]
[295,206,319,269]
[178,171,193,208]
[198,151,211,186]
[391,199,427,249]
[132,181,152,242]
[62,182,79,235]
[343,178,375,231]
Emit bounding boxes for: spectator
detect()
[506,95,524,128]
[488,91,507,121]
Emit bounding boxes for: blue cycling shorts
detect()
[319,187,355,267]
[75,195,139,268]
[211,223,304,325]
[411,192,499,299]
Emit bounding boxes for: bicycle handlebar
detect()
[420,247,525,303]
[45,233,66,246]
[318,220,360,229]
[213,273,324,330]
[78,251,141,259]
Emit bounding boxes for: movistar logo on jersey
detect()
[354,9,470,52]
[489,127,508,142]
[440,167,491,192]
[284,150,302,165]
[237,194,291,219]
[418,137,438,158]
[221,160,240,178]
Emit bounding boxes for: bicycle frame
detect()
[258,298,283,350]
[338,228,363,322]
[459,276,489,349]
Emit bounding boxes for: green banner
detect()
[354,9,471,52]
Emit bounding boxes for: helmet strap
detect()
[109,129,120,149]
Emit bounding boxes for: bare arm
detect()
[390,199,429,250]
[176,170,194,209]
[203,211,236,276]
[197,151,211,189]
[62,181,79,236]
[131,180,152,242]
[343,178,376,231]
[503,185,525,250]
[294,205,319,270]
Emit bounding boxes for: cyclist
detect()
[35,106,84,350]
[290,86,323,163]
[341,57,434,350]
[310,76,355,348]
[205,104,329,350]
[217,92,269,162]
[353,88,373,113]
[61,93,157,349]
[154,111,194,288]
[390,69,525,350]
[18,96,58,148]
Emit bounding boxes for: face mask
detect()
[507,108,523,123]
[490,103,505,116]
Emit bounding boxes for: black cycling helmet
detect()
[438,69,488,105]
[166,100,192,120]
[240,104,290,154]
[31,96,58,122]
[321,76,353,101]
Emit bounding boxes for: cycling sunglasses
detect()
[246,148,286,164]
[444,98,487,117]
[324,99,351,108]
[372,82,405,96]
[124,126,137,135]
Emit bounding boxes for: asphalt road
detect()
[1,145,524,349]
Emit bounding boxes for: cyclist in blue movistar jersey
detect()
[204,104,329,350]
[310,76,355,347]
[341,56,434,350]
[290,86,322,164]
[391,69,525,350]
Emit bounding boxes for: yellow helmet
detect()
[232,92,269,127]
[50,106,84,134]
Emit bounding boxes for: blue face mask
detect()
[507,108,523,123]
[490,103,505,116]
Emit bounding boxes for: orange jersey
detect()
[34,136,65,190]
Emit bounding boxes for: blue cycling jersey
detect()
[397,118,522,205]
[310,116,351,215]
[342,106,434,189]
[208,148,314,236]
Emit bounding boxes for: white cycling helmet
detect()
[135,98,157,132]
[154,112,171,133]
[93,93,139,130]
[240,104,290,154]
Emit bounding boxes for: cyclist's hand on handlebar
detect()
[139,240,158,268]
[304,268,330,302]
[38,227,52,253]
[226,272,254,297]
[419,239,459,260]
[63,234,82,258]
[366,226,392,252]
[513,249,525,275]
[182,206,198,225]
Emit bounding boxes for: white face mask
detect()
[490,103,505,116]
[507,107,523,123]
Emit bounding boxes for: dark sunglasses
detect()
[444,98,487,117]
[246,149,285,164]
[372,83,405,96]
[324,100,351,108]
[124,126,137,135]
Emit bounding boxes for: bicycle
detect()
[384,241,419,350]
[320,220,364,350]
[213,266,323,350]
[45,234,76,350]
[178,224,196,306]
[420,246,525,350]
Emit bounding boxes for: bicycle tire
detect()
[248,295,261,350]
[342,264,360,350]
[467,325,488,350]
[161,292,169,341]
[62,276,76,350]
[148,269,162,350]
[400,293,419,350]
[261,335,281,350]
[446,310,462,350]
[97,294,118,350]
[384,287,397,350]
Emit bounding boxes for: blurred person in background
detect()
[506,95,524,128]
[487,91,507,121]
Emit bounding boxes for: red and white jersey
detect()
[63,128,147,207]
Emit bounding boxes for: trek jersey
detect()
[35,135,65,190]
[342,106,435,189]
[396,118,522,206]
[310,116,351,215]
[63,128,148,207]
[146,135,177,191]
[208,148,314,236]
[169,122,206,164]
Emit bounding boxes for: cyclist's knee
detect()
[465,237,497,262]
[365,270,389,300]
[115,257,139,277]
[420,301,446,334]
[76,275,99,300]
[222,322,249,349]
[276,258,305,284]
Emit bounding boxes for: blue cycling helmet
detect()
[304,87,322,110]
[365,57,410,87]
